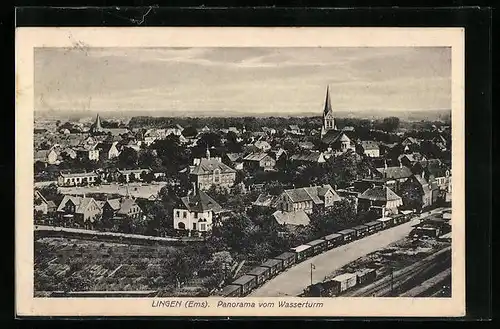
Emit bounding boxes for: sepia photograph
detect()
[16,27,465,317]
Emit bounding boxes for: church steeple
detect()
[91,113,103,134]
[322,85,336,136]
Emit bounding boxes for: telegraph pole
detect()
[310,263,315,287]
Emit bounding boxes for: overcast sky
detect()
[34,47,451,115]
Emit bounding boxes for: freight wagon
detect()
[376,217,392,229]
[352,225,369,238]
[331,273,358,294]
[217,284,242,297]
[323,233,343,249]
[232,275,258,296]
[338,229,356,242]
[260,259,283,277]
[273,252,296,269]
[355,268,377,285]
[246,266,271,286]
[291,244,313,262]
[306,239,328,255]
[364,221,382,234]
[391,214,405,226]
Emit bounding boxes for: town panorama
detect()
[33,85,452,298]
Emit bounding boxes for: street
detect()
[249,208,444,297]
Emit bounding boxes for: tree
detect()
[197,132,222,149]
[182,126,198,138]
[379,117,400,132]
[309,198,358,237]
[141,171,155,183]
[400,181,424,212]
[118,174,127,184]
[118,147,138,168]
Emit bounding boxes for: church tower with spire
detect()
[321,85,337,137]
[90,113,103,135]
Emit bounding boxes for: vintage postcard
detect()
[16,27,465,317]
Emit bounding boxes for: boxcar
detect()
[356,268,377,285]
[323,233,343,249]
[232,275,258,296]
[273,252,296,269]
[218,284,242,297]
[376,217,392,229]
[332,273,358,293]
[338,229,356,242]
[246,266,271,286]
[364,221,383,234]
[306,239,328,255]
[400,210,413,222]
[291,245,313,262]
[352,225,369,238]
[392,214,405,226]
[260,258,284,276]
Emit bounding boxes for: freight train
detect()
[215,211,415,297]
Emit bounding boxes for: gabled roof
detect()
[190,158,236,175]
[322,130,351,144]
[105,198,121,211]
[225,153,243,162]
[180,191,222,213]
[117,197,139,215]
[359,186,402,202]
[284,188,313,203]
[360,141,379,150]
[376,166,413,180]
[290,151,324,163]
[289,125,300,130]
[243,152,272,162]
[273,210,310,226]
[399,153,426,163]
[57,195,101,214]
[252,193,276,207]
[59,171,98,178]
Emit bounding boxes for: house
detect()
[97,141,121,160]
[199,126,210,133]
[432,134,448,151]
[34,148,59,165]
[223,153,244,170]
[116,168,151,182]
[228,127,240,134]
[321,130,356,154]
[420,159,451,191]
[143,129,164,146]
[252,193,277,209]
[75,144,100,161]
[298,141,315,150]
[272,210,310,228]
[342,126,355,132]
[261,127,276,135]
[374,162,413,194]
[357,185,403,217]
[56,195,102,228]
[243,152,276,171]
[60,148,77,160]
[400,137,421,152]
[272,185,341,214]
[34,190,57,215]
[190,149,237,191]
[102,197,143,220]
[165,125,183,137]
[57,172,99,187]
[398,153,427,168]
[400,172,439,210]
[254,140,271,152]
[173,189,223,235]
[290,151,326,164]
[288,125,302,135]
[359,141,380,158]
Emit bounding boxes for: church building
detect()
[320,86,356,154]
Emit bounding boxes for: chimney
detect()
[399,159,402,168]
[192,181,197,195]
[206,147,211,160]
[384,160,388,170]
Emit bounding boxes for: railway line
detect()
[343,246,451,297]
[400,268,451,297]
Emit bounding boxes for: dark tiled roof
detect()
[180,191,222,213]
[322,130,351,144]
[190,158,236,175]
[290,151,324,162]
[359,186,401,202]
[376,166,413,179]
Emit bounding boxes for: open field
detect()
[58,182,168,199]
[34,237,180,295]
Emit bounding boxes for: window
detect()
[194,213,198,219]
[193,223,197,230]
[183,212,187,218]
[178,222,185,229]
[213,169,221,183]
[176,211,180,217]
[200,223,206,231]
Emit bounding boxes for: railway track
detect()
[343,246,451,297]
[400,269,452,297]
